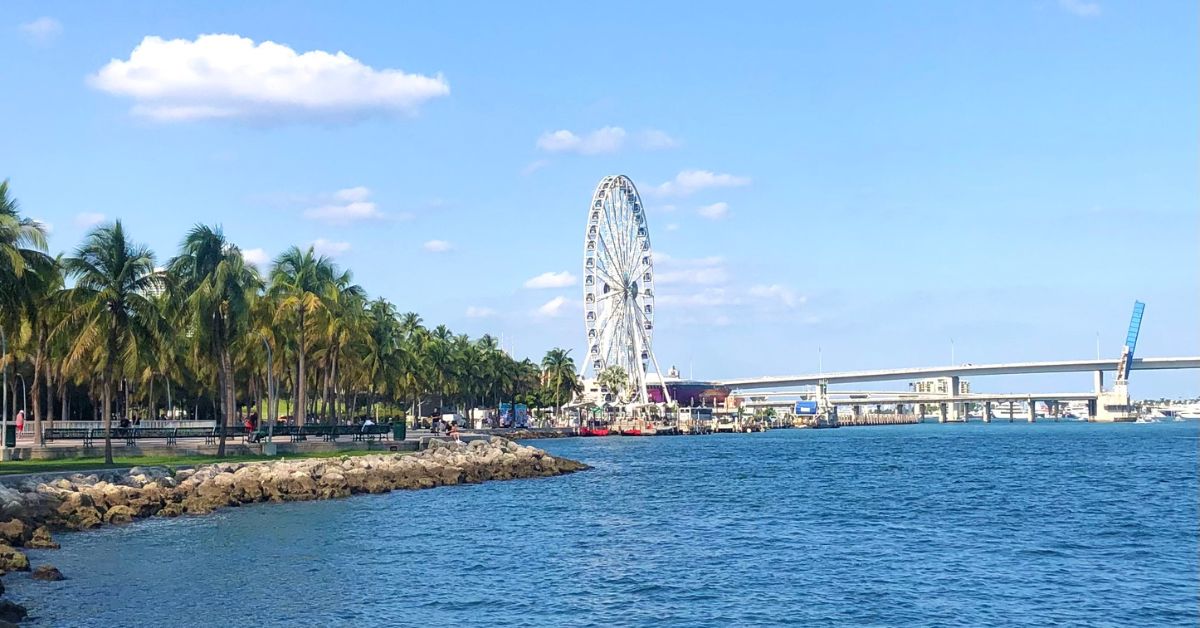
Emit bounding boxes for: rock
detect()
[156,502,184,518]
[67,506,103,530]
[0,520,29,547]
[103,505,136,524]
[31,564,65,581]
[0,545,30,573]
[25,526,59,550]
[0,600,28,623]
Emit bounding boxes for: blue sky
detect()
[2,1,1196,397]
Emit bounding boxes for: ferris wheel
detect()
[582,175,670,406]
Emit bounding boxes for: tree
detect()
[541,348,578,420]
[26,256,64,445]
[598,365,629,404]
[62,221,161,464]
[0,179,51,326]
[268,246,335,426]
[168,224,261,456]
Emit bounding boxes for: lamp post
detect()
[261,337,275,443]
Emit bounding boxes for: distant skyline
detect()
[2,1,1196,396]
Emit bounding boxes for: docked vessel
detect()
[578,420,610,437]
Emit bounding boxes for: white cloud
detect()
[20,17,61,43]
[657,267,729,285]
[535,296,570,318]
[651,170,751,197]
[303,186,384,224]
[73,212,105,228]
[465,306,496,318]
[665,223,680,232]
[749,284,804,308]
[656,288,739,307]
[312,238,351,256]
[521,160,549,176]
[653,252,724,267]
[242,248,269,267]
[639,129,679,150]
[524,271,577,289]
[654,252,728,285]
[1059,0,1101,17]
[534,126,677,155]
[536,126,626,155]
[423,239,452,253]
[89,34,450,122]
[697,202,729,220]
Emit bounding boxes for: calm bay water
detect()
[8,422,1198,626]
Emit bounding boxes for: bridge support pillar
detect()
[1093,370,1105,395]
[947,376,962,422]
[938,403,947,423]
[1007,401,1015,422]
[983,402,992,423]
[1027,399,1037,423]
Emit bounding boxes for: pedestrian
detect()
[14,410,24,433]
[449,421,461,442]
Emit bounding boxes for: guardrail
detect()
[17,420,217,432]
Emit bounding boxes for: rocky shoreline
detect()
[0,437,586,624]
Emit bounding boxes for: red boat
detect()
[579,420,611,437]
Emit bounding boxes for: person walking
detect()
[14,410,24,434]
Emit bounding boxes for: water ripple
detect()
[5,422,1198,626]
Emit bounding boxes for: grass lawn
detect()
[0,449,394,476]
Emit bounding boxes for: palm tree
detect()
[268,246,335,427]
[311,269,365,422]
[541,348,578,420]
[0,180,51,324]
[168,224,261,455]
[0,181,52,431]
[62,221,161,464]
[26,256,64,444]
[598,365,629,404]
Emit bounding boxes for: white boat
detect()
[1176,404,1200,420]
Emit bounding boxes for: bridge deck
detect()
[721,356,1200,389]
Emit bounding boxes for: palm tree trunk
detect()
[329,352,339,423]
[103,369,114,465]
[45,361,55,426]
[297,310,307,427]
[217,347,234,457]
[31,346,43,446]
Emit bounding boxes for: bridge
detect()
[719,356,1200,389]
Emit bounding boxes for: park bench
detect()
[125,427,178,446]
[353,424,391,442]
[42,428,95,447]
